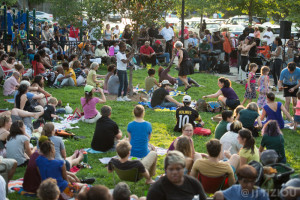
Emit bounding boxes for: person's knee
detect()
[218,96,223,101]
[214,191,224,200]
[231,154,240,161]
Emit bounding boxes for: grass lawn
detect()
[2,65,300,199]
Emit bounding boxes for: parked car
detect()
[259,23,300,42]
[190,22,220,34]
[108,12,121,22]
[220,24,245,37]
[29,11,53,22]
[165,12,180,25]
[226,15,261,26]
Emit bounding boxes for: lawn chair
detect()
[0,162,9,193]
[198,172,229,194]
[112,164,143,187]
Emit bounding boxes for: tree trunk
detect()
[199,12,203,35]
[248,0,253,25]
[128,25,139,97]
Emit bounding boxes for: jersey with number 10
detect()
[174,106,200,132]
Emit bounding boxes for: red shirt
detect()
[179,28,189,40]
[69,26,79,38]
[140,45,154,55]
[32,61,45,76]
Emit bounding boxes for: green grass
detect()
[2,66,300,199]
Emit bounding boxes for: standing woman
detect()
[121,25,132,46]
[238,36,256,83]
[103,24,112,51]
[204,29,213,50]
[175,41,194,91]
[41,26,54,42]
[271,37,283,88]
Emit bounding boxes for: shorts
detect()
[225,99,240,110]
[65,160,71,171]
[0,157,16,171]
[283,84,299,97]
[294,115,300,123]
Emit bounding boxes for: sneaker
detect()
[117,97,125,101]
[123,96,131,101]
[174,83,178,90]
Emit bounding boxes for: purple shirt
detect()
[3,76,19,96]
[81,97,100,119]
[159,66,177,85]
[220,87,239,100]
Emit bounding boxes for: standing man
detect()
[278,62,300,116]
[160,22,174,58]
[263,27,273,46]
[179,26,189,48]
[140,41,157,68]
[212,31,225,62]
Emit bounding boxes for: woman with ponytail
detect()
[203,77,240,110]
[80,85,106,123]
[36,136,86,199]
[237,129,260,166]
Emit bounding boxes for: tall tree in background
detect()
[113,0,175,96]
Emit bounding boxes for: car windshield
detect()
[207,24,219,29]
[229,26,244,31]
[273,28,280,34]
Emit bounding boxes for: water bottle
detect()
[83,151,88,163]
[65,103,73,114]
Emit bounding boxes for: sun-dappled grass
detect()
[2,66,299,199]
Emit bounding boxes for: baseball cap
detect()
[183,95,191,102]
[161,80,171,85]
[155,40,161,45]
[84,85,94,93]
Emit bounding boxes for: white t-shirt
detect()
[263,31,273,45]
[113,29,120,35]
[0,175,6,200]
[220,131,243,159]
[160,27,174,41]
[116,51,127,71]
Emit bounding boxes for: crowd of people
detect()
[0,15,300,200]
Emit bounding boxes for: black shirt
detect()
[212,34,223,51]
[152,45,164,54]
[42,105,55,121]
[107,158,146,173]
[147,175,207,200]
[238,34,247,42]
[174,106,200,132]
[151,87,169,107]
[91,116,119,152]
[148,28,159,38]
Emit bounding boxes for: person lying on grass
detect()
[107,140,157,185]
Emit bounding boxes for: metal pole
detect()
[180,0,185,44]
[33,9,36,50]
[3,6,7,52]
[26,9,29,41]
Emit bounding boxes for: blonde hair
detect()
[246,102,259,113]
[182,123,193,132]
[133,105,144,118]
[90,62,99,70]
[175,136,193,158]
[48,97,58,105]
[37,178,60,200]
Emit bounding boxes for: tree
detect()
[112,0,175,96]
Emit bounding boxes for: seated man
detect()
[107,140,157,184]
[95,42,116,65]
[188,32,199,48]
[187,43,201,70]
[3,72,20,96]
[214,165,269,200]
[150,80,183,108]
[190,139,239,188]
[91,106,122,152]
[140,41,156,68]
[199,37,211,71]
[152,40,170,65]
[174,95,204,132]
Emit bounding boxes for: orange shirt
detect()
[260,45,270,59]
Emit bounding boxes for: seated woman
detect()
[41,123,84,170]
[36,138,86,199]
[6,120,36,166]
[127,105,154,158]
[38,49,52,69]
[86,62,105,90]
[0,53,14,70]
[260,92,294,129]
[175,136,194,174]
[214,165,269,200]
[236,102,262,137]
[147,151,206,200]
[203,77,240,110]
[190,139,239,188]
[259,120,286,163]
[32,54,56,86]
[225,129,260,167]
[104,64,116,91]
[81,85,106,123]
[168,123,203,161]
[107,69,120,95]
[31,75,52,106]
[220,120,243,159]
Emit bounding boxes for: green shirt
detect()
[239,109,259,128]
[145,76,156,92]
[187,48,198,59]
[239,146,260,163]
[261,134,285,161]
[199,43,211,52]
[215,120,229,139]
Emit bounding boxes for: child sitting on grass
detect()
[145,68,160,93]
[73,60,87,86]
[42,97,59,122]
[86,62,105,91]
[214,110,233,139]
[53,62,77,88]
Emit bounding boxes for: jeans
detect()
[273,59,282,86]
[156,53,170,63]
[200,54,208,71]
[160,101,177,108]
[166,40,173,59]
[117,70,128,97]
[54,74,75,86]
[192,58,201,70]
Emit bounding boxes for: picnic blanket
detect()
[4,99,14,103]
[52,114,80,130]
[138,102,177,112]
[8,178,36,197]
[84,148,104,154]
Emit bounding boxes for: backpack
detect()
[196,99,207,112]
[194,127,212,136]
[216,63,230,74]
[207,101,222,113]
[248,160,264,186]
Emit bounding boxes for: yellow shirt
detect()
[239,146,260,163]
[87,69,97,87]
[65,68,77,85]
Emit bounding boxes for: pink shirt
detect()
[296,100,300,116]
[3,76,19,96]
[80,97,100,119]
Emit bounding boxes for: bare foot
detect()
[78,151,84,161]
[145,179,155,184]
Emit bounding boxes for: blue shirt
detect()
[127,121,152,158]
[36,156,68,192]
[188,38,198,47]
[14,91,34,102]
[223,185,269,200]
[279,67,300,85]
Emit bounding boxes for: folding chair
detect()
[198,172,229,194]
[0,66,13,85]
[0,162,8,193]
[112,164,143,187]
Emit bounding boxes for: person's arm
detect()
[288,79,300,93]
[256,116,262,128]
[259,145,264,153]
[178,50,183,66]
[260,108,266,121]
[61,164,69,182]
[214,191,225,200]
[1,60,14,69]
[154,79,160,87]
[239,156,248,168]
[37,85,51,97]
[165,95,183,107]
[190,160,199,178]
[66,171,80,183]
[272,46,282,57]
[236,113,240,120]
[61,149,67,160]
[20,94,27,110]
[32,93,45,100]
[202,89,222,99]
[24,140,32,157]
[97,88,106,103]
[281,104,294,122]
[115,129,122,140]
[127,132,131,142]
[247,73,252,92]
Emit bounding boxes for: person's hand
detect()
[248,88,252,92]
[278,86,284,91]
[200,121,205,127]
[200,153,209,159]
[224,150,231,159]
[202,96,207,99]
[178,103,184,107]
[289,88,294,93]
